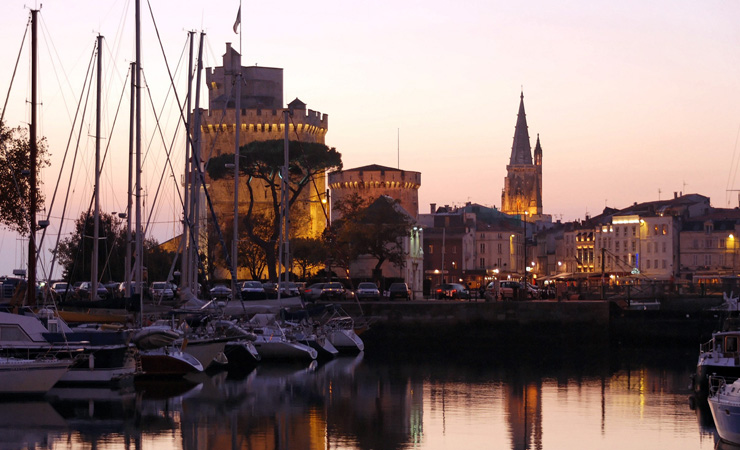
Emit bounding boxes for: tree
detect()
[56,212,127,282]
[207,139,342,280]
[56,211,172,283]
[0,122,50,235]
[292,237,327,279]
[331,194,413,281]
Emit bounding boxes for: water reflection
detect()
[0,343,725,450]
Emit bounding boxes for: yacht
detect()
[709,377,740,445]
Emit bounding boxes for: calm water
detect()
[0,339,722,450]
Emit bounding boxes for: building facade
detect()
[195,44,331,278]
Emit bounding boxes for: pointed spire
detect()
[534,133,542,166]
[510,91,533,166]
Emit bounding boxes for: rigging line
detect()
[144,6,235,276]
[726,121,740,206]
[97,53,135,218]
[48,55,97,283]
[140,70,187,237]
[140,39,186,169]
[288,114,330,224]
[37,44,97,265]
[0,16,29,127]
[38,12,80,127]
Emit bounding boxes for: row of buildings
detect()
[186,43,737,298]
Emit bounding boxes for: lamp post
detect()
[522,211,528,300]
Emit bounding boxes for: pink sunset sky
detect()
[0,0,739,278]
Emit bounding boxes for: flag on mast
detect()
[233,6,241,34]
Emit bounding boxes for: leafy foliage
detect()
[207,139,341,280]
[329,193,413,278]
[292,237,327,279]
[56,211,171,282]
[0,122,50,235]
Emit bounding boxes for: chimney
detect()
[674,192,678,199]
[430,203,436,214]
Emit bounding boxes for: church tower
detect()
[501,92,543,217]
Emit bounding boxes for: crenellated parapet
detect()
[328,164,421,220]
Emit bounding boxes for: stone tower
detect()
[501,92,543,217]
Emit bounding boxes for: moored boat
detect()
[694,320,740,397]
[0,357,71,394]
[709,377,740,445]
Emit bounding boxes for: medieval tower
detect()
[501,92,543,218]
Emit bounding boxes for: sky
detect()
[0,0,739,279]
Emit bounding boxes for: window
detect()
[632,241,636,252]
[662,225,668,235]
[480,233,485,239]
[693,239,699,249]
[428,245,433,255]
[705,254,712,266]
[615,241,620,251]
[480,243,485,252]
[654,225,659,235]
[497,243,502,253]
[632,226,636,237]
[662,260,666,269]
[662,242,666,253]
[721,240,726,249]
[452,246,457,254]
[706,239,713,249]
[480,258,485,268]
[647,260,651,269]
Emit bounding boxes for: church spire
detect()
[509,91,533,166]
[534,133,542,166]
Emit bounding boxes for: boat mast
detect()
[135,0,144,315]
[232,3,243,295]
[125,62,134,297]
[91,34,103,300]
[27,8,38,307]
[190,31,205,295]
[231,54,241,294]
[277,108,290,298]
[180,31,194,291]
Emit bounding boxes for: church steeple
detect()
[534,133,542,166]
[509,91,533,166]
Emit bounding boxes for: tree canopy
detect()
[207,139,341,280]
[329,193,413,280]
[0,121,49,235]
[56,211,172,283]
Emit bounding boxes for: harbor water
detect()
[0,335,719,450]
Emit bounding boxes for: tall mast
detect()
[181,31,195,290]
[91,35,103,300]
[27,9,38,307]
[231,50,241,293]
[125,62,134,297]
[277,108,290,297]
[190,31,205,294]
[135,0,144,313]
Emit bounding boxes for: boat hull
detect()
[139,348,204,377]
[0,358,70,394]
[253,337,318,361]
[328,329,365,352]
[710,394,740,444]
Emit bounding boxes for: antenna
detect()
[397,128,400,169]
[658,188,662,200]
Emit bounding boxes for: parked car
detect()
[320,282,346,300]
[302,283,325,302]
[387,282,411,300]
[355,282,380,301]
[75,282,110,300]
[240,280,267,301]
[434,283,470,300]
[51,282,71,300]
[150,281,175,303]
[277,282,301,297]
[209,284,233,300]
[118,281,150,299]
